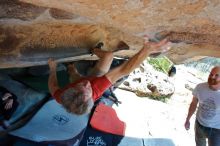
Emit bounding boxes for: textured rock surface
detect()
[0,0,220,68]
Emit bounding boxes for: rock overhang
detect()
[0,0,220,68]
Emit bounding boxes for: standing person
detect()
[48,37,171,115]
[184,66,220,146]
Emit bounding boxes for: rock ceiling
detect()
[0,0,220,68]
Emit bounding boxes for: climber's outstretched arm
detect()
[106,37,170,83]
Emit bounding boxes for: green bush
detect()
[147,56,173,75]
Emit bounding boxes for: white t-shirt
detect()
[193,82,220,129]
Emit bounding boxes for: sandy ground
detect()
[112,65,207,146]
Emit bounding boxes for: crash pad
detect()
[10,100,89,143]
[0,73,47,125]
[90,103,126,136]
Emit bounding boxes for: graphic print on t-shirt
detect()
[200,97,216,119]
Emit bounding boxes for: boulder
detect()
[0,1,220,68]
[118,61,175,100]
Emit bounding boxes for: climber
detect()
[48,36,171,115]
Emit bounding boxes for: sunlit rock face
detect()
[0,0,220,68]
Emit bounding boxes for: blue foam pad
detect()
[10,100,89,142]
[0,74,47,124]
